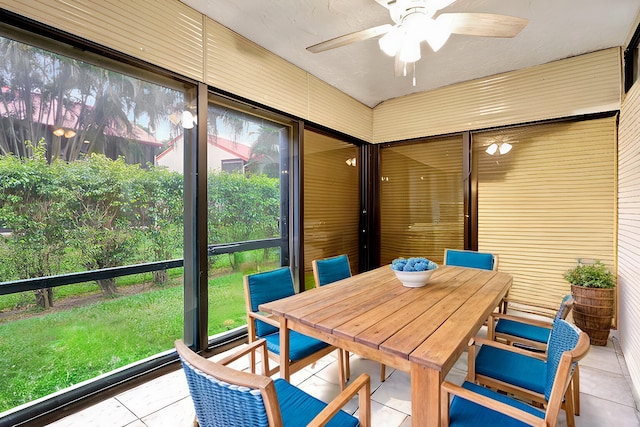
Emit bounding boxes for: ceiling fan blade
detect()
[437,13,528,38]
[430,0,457,11]
[372,0,395,9]
[306,24,392,53]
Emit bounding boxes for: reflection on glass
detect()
[380,136,464,265]
[0,33,188,410]
[205,103,286,246]
[303,130,360,289]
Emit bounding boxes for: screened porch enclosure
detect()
[0,2,630,425]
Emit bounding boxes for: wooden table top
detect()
[260,265,512,373]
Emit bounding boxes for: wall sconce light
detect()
[486,142,512,155]
[345,157,357,167]
[381,176,389,181]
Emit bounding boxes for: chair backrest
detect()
[175,339,280,427]
[544,319,589,402]
[244,267,295,337]
[443,248,498,271]
[554,294,575,321]
[312,254,352,287]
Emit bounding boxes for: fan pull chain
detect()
[412,62,417,87]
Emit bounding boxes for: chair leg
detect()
[380,364,386,382]
[563,386,576,427]
[572,365,580,415]
[344,350,350,380]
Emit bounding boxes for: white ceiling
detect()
[181,0,640,108]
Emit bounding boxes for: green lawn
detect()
[0,271,248,412]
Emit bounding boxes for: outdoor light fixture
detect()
[486,142,512,155]
[345,157,357,167]
[170,110,197,129]
[53,127,76,138]
[181,110,196,129]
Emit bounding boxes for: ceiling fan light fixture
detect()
[422,18,451,52]
[379,26,401,56]
[399,38,421,63]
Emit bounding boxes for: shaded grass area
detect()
[0,271,248,412]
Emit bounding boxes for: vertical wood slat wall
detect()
[373,48,622,143]
[618,81,640,401]
[474,117,617,309]
[379,136,464,265]
[303,130,360,284]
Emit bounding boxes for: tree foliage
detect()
[0,146,281,304]
[0,36,182,164]
[0,146,185,304]
[208,171,279,270]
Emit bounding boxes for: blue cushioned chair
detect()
[444,248,498,271]
[312,254,352,287]
[488,295,580,415]
[464,319,589,427]
[312,254,386,383]
[442,319,589,427]
[176,338,371,427]
[491,295,575,351]
[244,267,345,386]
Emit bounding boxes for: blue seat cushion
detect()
[275,378,359,427]
[495,319,551,344]
[448,381,544,427]
[263,330,329,361]
[475,345,545,394]
[446,250,494,270]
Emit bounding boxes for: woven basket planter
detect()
[571,285,614,346]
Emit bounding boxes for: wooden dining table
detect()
[259,264,512,427]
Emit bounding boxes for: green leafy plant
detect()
[563,260,616,289]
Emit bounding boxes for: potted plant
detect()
[563,260,616,345]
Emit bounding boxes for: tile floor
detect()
[46,329,640,427]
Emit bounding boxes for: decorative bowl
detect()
[393,269,437,288]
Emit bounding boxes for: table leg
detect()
[411,363,442,427]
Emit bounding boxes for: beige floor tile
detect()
[366,400,409,427]
[46,397,137,427]
[574,392,640,427]
[371,370,411,416]
[140,396,195,427]
[580,364,637,407]
[581,343,623,375]
[115,369,190,418]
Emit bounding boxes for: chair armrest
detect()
[248,311,281,328]
[490,312,554,329]
[470,336,547,361]
[308,373,371,427]
[441,381,545,427]
[218,338,270,376]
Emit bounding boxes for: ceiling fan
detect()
[307,0,528,79]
